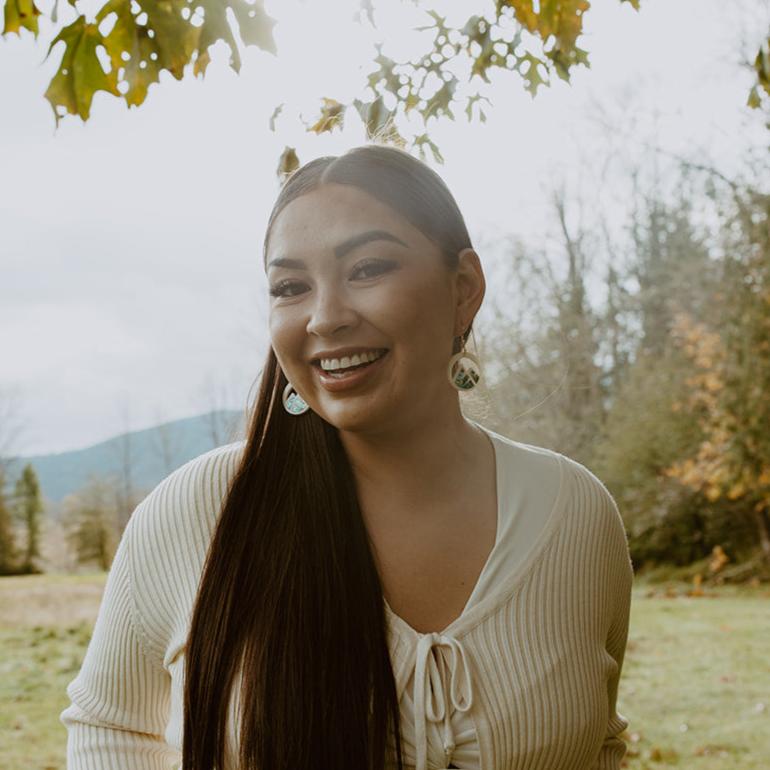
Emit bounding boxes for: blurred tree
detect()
[668,198,770,563]
[591,344,713,565]
[12,462,44,574]
[0,465,19,574]
[629,188,720,359]
[663,178,770,563]
[591,186,739,567]
[0,386,24,574]
[61,475,120,571]
[482,189,605,464]
[482,165,757,570]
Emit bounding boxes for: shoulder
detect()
[556,453,626,537]
[555,452,634,585]
[482,424,628,550]
[128,439,247,546]
[482,423,563,484]
[122,440,247,659]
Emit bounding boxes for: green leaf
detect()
[747,85,761,110]
[755,38,770,95]
[277,146,299,182]
[308,97,345,134]
[193,0,276,75]
[230,0,277,54]
[3,0,42,37]
[196,0,242,72]
[352,96,404,144]
[44,15,120,124]
[423,77,456,122]
[97,0,161,107]
[192,48,209,77]
[412,133,444,164]
[464,92,492,122]
[142,0,198,80]
[520,53,546,95]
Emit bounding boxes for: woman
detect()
[60,143,634,770]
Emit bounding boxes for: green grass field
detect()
[1,573,768,769]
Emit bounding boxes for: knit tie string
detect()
[413,631,474,770]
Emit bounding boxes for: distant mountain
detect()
[12,410,247,506]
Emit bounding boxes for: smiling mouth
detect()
[311,349,389,375]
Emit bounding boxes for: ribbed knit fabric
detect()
[392,423,560,769]
[60,422,634,770]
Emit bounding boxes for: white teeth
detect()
[319,349,386,371]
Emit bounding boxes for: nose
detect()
[305,283,359,338]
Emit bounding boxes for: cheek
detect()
[389,282,454,341]
[268,311,303,371]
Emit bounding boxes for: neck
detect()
[337,407,490,519]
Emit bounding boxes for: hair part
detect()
[263,143,475,348]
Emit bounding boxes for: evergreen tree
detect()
[12,463,44,574]
[0,465,18,575]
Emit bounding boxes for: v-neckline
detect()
[382,419,501,638]
[383,421,568,641]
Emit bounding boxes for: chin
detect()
[318,402,385,434]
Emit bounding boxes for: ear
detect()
[453,248,485,336]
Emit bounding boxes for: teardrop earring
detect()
[447,334,482,391]
[282,382,310,415]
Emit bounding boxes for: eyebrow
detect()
[266,229,409,270]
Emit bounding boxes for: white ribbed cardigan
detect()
[60,423,634,770]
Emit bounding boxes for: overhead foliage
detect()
[4,0,278,124]
[5,0,768,167]
[4,0,643,159]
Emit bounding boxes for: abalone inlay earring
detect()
[447,334,482,391]
[282,382,310,415]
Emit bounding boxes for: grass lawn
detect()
[0,573,768,769]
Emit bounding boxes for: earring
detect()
[282,382,310,415]
[447,334,482,391]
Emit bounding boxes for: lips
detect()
[313,349,389,393]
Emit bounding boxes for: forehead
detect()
[266,183,430,262]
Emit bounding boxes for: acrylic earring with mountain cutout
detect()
[282,382,310,415]
[447,334,482,391]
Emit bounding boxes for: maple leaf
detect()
[96,0,162,107]
[3,0,41,37]
[44,16,120,124]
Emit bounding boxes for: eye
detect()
[269,279,307,298]
[351,259,397,280]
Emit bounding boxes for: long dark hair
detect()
[183,143,475,770]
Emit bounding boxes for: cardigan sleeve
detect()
[59,510,182,769]
[590,489,634,769]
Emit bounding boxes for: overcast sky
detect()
[1,0,767,456]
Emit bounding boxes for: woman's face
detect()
[265,182,483,435]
